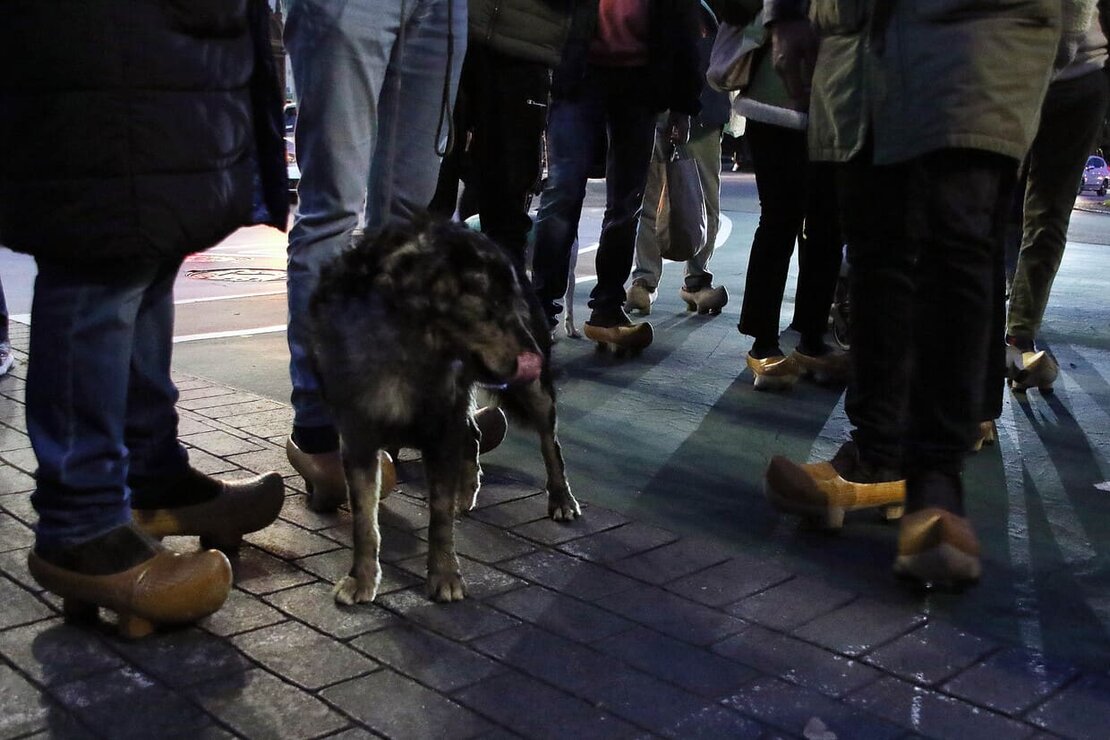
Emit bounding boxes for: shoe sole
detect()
[752,373,800,392]
[762,477,904,531]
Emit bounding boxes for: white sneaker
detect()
[0,342,13,377]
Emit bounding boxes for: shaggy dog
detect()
[309,217,581,604]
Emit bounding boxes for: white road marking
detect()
[173,324,287,344]
[174,290,286,305]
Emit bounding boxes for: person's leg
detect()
[285,0,405,447]
[684,123,723,291]
[1008,70,1109,344]
[531,77,604,326]
[839,158,914,472]
[364,0,467,231]
[588,68,658,319]
[474,49,549,267]
[736,121,807,354]
[27,262,158,550]
[792,160,844,352]
[630,120,669,292]
[904,149,1016,510]
[428,45,475,219]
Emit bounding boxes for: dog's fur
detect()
[309,216,580,604]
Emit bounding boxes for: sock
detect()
[797,335,831,357]
[749,337,783,359]
[1007,335,1035,352]
[292,424,340,455]
[906,470,965,516]
[129,467,221,509]
[36,524,158,575]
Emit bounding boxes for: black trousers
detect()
[737,120,842,344]
[428,45,550,265]
[838,148,1016,486]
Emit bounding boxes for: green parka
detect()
[802,0,1062,165]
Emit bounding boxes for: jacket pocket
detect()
[810,0,867,34]
[914,0,1056,23]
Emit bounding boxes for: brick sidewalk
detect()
[1,321,1108,739]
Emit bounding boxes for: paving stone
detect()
[722,677,904,739]
[0,425,30,453]
[0,619,122,686]
[0,469,34,497]
[0,492,35,528]
[414,518,536,564]
[175,415,219,437]
[941,647,1080,716]
[595,584,746,646]
[177,386,238,402]
[198,588,286,637]
[0,664,52,738]
[264,581,398,639]
[595,626,757,698]
[468,496,548,529]
[231,621,377,690]
[487,584,634,643]
[848,676,1035,739]
[351,623,505,692]
[380,494,430,530]
[190,669,349,740]
[240,419,298,439]
[499,549,640,601]
[454,670,639,740]
[207,400,289,419]
[0,547,36,592]
[319,729,372,740]
[470,482,545,509]
[396,555,525,600]
[724,575,855,631]
[220,408,296,431]
[652,704,766,739]
[473,624,710,730]
[663,554,791,607]
[321,524,428,563]
[244,519,340,560]
[557,522,679,563]
[322,669,492,739]
[177,391,262,411]
[186,448,241,475]
[0,574,52,629]
[1028,673,1110,738]
[609,537,735,585]
[864,623,999,686]
[232,546,316,595]
[0,510,34,551]
[294,549,420,594]
[113,628,251,689]
[51,665,212,738]
[225,447,297,478]
[712,622,883,698]
[792,598,927,657]
[510,504,628,545]
[276,493,350,532]
[0,447,38,475]
[377,588,521,642]
[180,430,263,457]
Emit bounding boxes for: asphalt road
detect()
[3,173,1110,667]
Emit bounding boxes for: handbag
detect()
[706,10,767,93]
[655,144,707,263]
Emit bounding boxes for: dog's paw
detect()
[426,571,467,602]
[333,574,379,605]
[548,491,581,522]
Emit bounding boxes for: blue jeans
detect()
[28,261,189,549]
[531,66,657,322]
[284,0,466,432]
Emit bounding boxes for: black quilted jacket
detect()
[0,0,288,269]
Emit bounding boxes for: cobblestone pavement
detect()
[2,321,1110,739]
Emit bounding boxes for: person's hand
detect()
[665,112,691,145]
[771,18,818,109]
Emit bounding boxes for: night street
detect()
[2,173,1110,737]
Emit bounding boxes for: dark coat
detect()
[553,0,704,115]
[469,0,575,67]
[0,0,288,270]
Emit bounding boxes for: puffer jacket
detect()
[469,0,575,66]
[553,0,704,115]
[765,0,1061,165]
[0,0,288,269]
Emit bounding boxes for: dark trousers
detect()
[531,65,657,322]
[428,45,551,265]
[738,120,841,344]
[838,148,1016,487]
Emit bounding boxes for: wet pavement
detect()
[2,175,1110,737]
